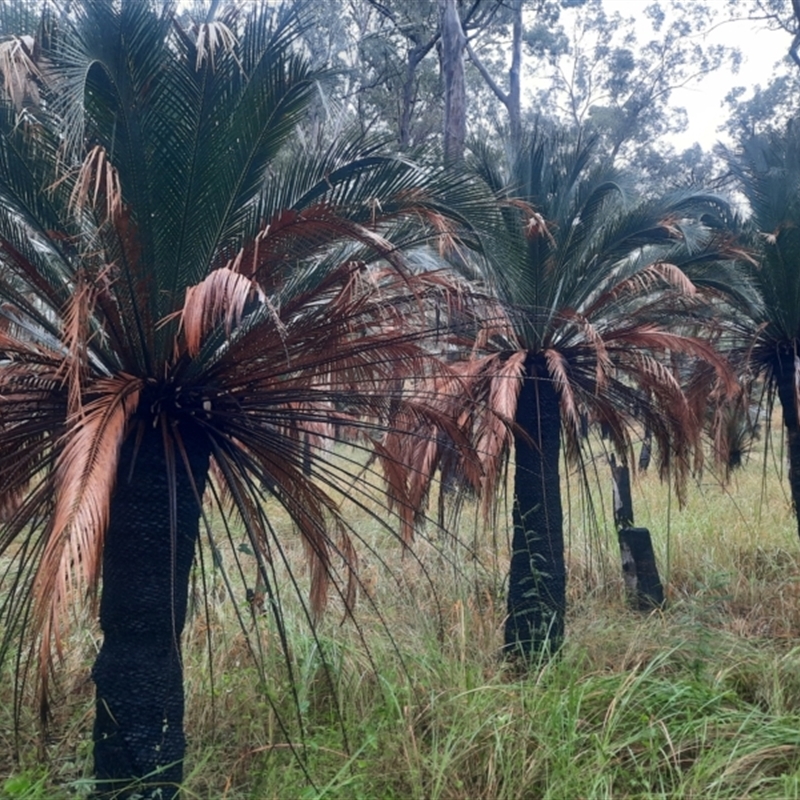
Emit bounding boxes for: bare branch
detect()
[465,38,508,106]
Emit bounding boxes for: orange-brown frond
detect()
[474,302,518,351]
[68,145,123,223]
[367,358,484,543]
[612,326,739,399]
[558,308,612,389]
[232,205,408,285]
[544,348,580,436]
[626,351,684,398]
[588,261,697,317]
[33,374,141,683]
[180,267,266,357]
[57,269,104,416]
[373,437,417,545]
[506,198,556,245]
[475,351,525,503]
[648,261,697,296]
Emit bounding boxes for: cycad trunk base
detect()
[92,424,210,799]
[776,350,800,541]
[504,356,565,659]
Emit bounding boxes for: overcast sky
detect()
[604,0,793,151]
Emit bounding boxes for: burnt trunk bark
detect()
[776,350,800,540]
[638,428,652,472]
[609,456,634,529]
[618,527,665,611]
[92,424,210,799]
[504,354,565,658]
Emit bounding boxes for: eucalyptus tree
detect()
[728,0,800,68]
[465,0,572,155]
[466,129,740,657]
[524,0,739,182]
[723,72,800,139]
[0,1,480,797]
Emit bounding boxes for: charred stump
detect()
[609,455,665,612]
[618,527,665,611]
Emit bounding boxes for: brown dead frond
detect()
[377,350,527,534]
[588,261,697,315]
[422,209,463,260]
[57,268,110,416]
[194,21,241,73]
[68,145,123,223]
[544,348,581,436]
[33,374,141,702]
[656,215,683,240]
[474,302,518,351]
[557,308,612,390]
[232,205,408,285]
[0,35,40,109]
[473,351,525,505]
[648,261,697,296]
[507,198,556,245]
[614,326,739,399]
[180,267,266,357]
[368,353,503,544]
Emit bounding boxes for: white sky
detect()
[604,0,792,151]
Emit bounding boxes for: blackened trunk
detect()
[92,425,210,799]
[504,355,565,658]
[618,527,665,611]
[638,428,652,472]
[776,351,800,541]
[609,456,634,529]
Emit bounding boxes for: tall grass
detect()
[4,433,800,799]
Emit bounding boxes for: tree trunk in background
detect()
[464,0,523,157]
[508,0,523,154]
[776,350,800,541]
[504,353,565,658]
[92,424,210,799]
[439,0,466,165]
[399,41,436,150]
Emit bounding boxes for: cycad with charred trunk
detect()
[0,2,485,795]
[461,129,742,660]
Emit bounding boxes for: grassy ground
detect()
[4,434,800,799]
